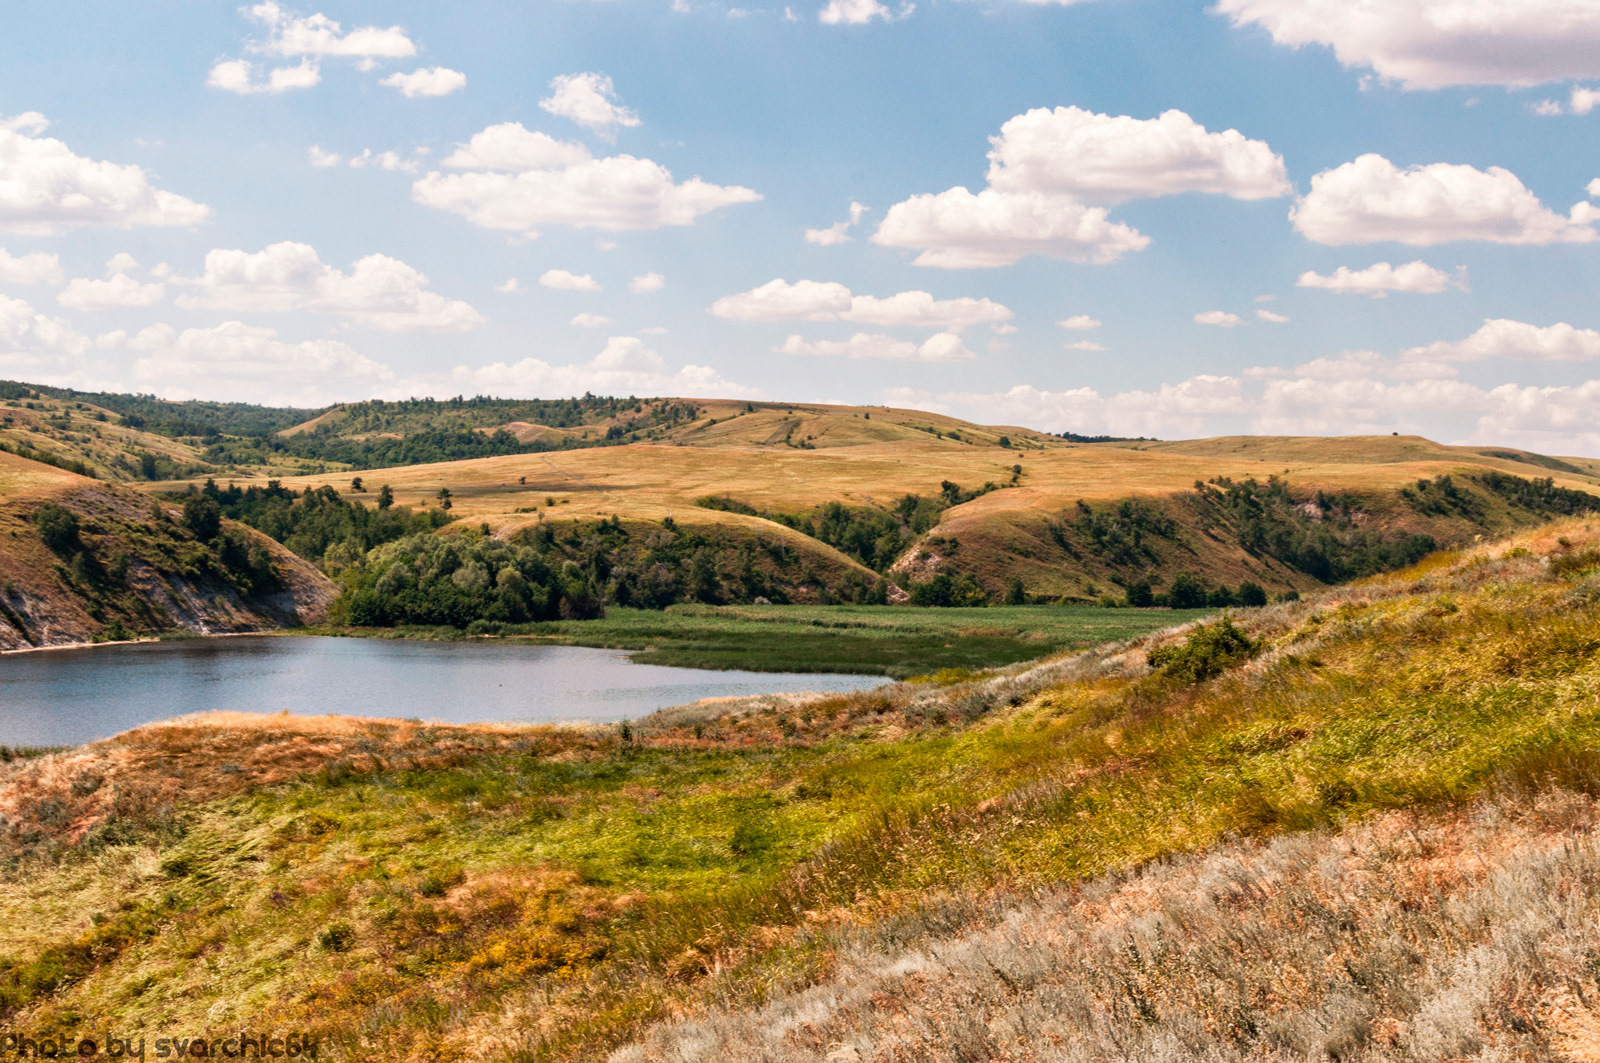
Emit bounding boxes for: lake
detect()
[0,636,891,747]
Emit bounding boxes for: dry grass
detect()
[613,789,1600,1062]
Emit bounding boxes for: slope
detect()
[3,521,1600,1059]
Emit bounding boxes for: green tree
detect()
[32,503,78,554]
[1238,580,1268,607]
[1004,576,1026,605]
[1125,579,1154,608]
[350,476,365,492]
[377,484,394,510]
[1167,571,1208,609]
[181,494,223,541]
[436,487,453,511]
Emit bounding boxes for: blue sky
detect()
[4,0,1600,453]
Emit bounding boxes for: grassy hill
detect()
[4,520,1600,1059]
[0,451,334,649]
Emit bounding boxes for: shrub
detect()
[32,503,78,553]
[1146,617,1259,682]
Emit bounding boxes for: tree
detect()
[350,476,364,492]
[1004,576,1026,605]
[1125,579,1153,608]
[1238,580,1268,607]
[181,495,222,542]
[33,503,78,553]
[436,487,453,511]
[377,484,394,510]
[1167,571,1208,609]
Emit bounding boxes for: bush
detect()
[1167,571,1208,609]
[1146,617,1259,683]
[32,503,78,553]
[1238,581,1268,607]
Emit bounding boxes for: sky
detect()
[3,0,1600,454]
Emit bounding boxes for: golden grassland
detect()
[5,518,1600,1059]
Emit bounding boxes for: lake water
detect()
[0,636,890,747]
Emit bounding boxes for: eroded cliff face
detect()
[0,467,334,650]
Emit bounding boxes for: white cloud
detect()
[1213,0,1600,89]
[0,248,63,284]
[308,145,343,167]
[819,0,895,24]
[495,278,523,294]
[1589,177,1600,199]
[985,106,1291,205]
[0,294,91,376]
[0,112,49,136]
[436,336,758,399]
[711,278,1012,331]
[1296,259,1462,296]
[105,321,393,406]
[206,57,321,94]
[806,201,868,245]
[1255,308,1290,323]
[1402,318,1600,363]
[175,241,483,331]
[713,279,850,321]
[1195,310,1243,327]
[893,374,1246,438]
[1253,376,1486,435]
[246,2,416,60]
[539,73,640,137]
[1533,98,1565,116]
[539,269,601,292]
[629,271,666,293]
[0,123,210,235]
[348,148,420,173]
[570,313,612,328]
[873,187,1148,268]
[1572,88,1600,114]
[778,331,974,361]
[414,122,761,236]
[1292,154,1596,246]
[438,124,592,171]
[1057,314,1101,330]
[380,67,466,98]
[58,262,165,310]
[1065,340,1107,351]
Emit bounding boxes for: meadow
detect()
[4,520,1600,1059]
[330,603,1216,676]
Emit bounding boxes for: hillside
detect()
[4,520,1600,1059]
[0,451,333,649]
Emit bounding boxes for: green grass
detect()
[8,531,1600,1060]
[515,603,1215,677]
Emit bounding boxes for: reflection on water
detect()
[0,636,889,747]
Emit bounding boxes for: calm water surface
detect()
[0,636,889,747]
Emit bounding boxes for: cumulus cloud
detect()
[0,123,210,235]
[494,278,523,294]
[711,278,1012,331]
[104,320,393,406]
[1296,259,1463,296]
[58,256,165,310]
[873,187,1148,268]
[0,248,63,284]
[1255,308,1290,323]
[806,201,868,245]
[1195,310,1243,327]
[413,122,760,236]
[539,73,640,137]
[1573,88,1600,114]
[0,294,91,376]
[891,374,1247,439]
[246,2,416,60]
[1058,314,1101,330]
[819,0,904,24]
[570,312,612,328]
[1402,318,1600,362]
[348,148,422,173]
[308,145,343,167]
[1213,0,1600,89]
[539,269,601,292]
[206,57,321,94]
[0,112,49,136]
[380,67,466,98]
[436,335,758,399]
[630,272,665,293]
[1291,154,1596,246]
[985,106,1291,205]
[1065,340,1107,351]
[174,241,483,331]
[873,105,1281,269]
[777,331,975,361]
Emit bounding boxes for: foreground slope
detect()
[4,520,1600,1059]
